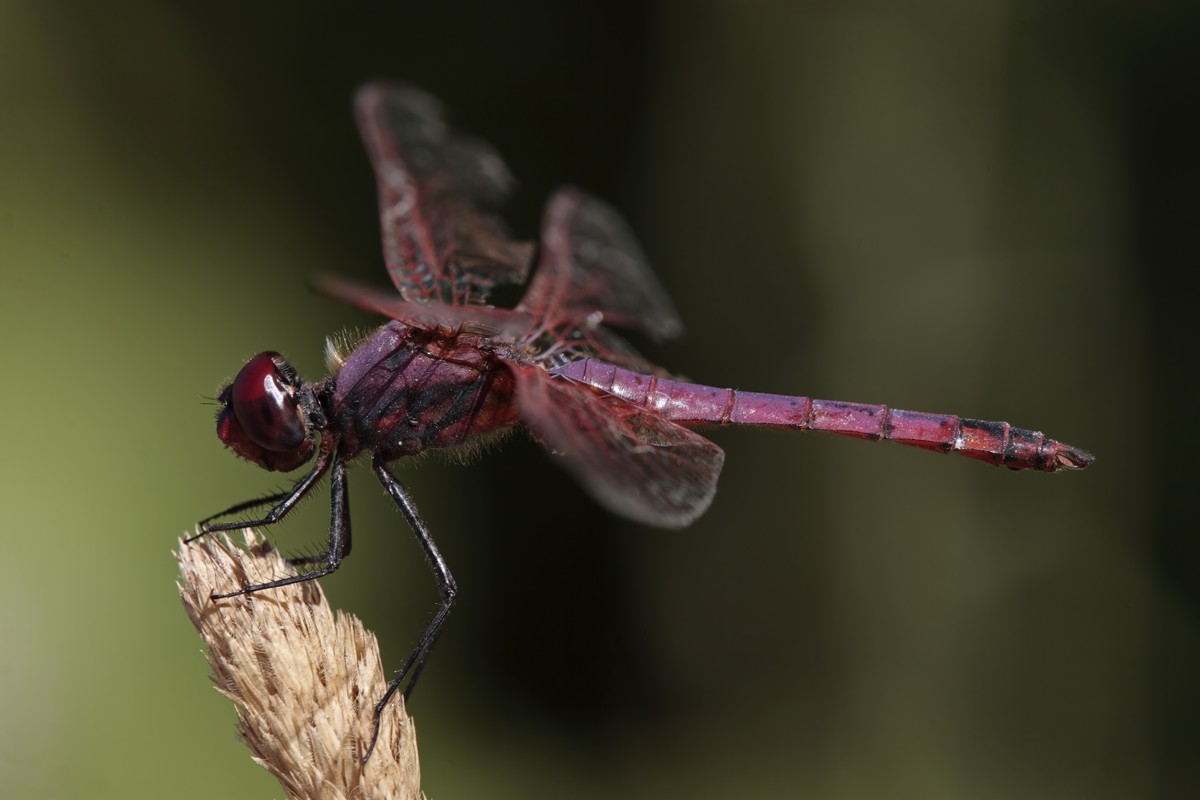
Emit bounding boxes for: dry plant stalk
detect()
[177,530,424,800]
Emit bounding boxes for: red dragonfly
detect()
[195,83,1092,756]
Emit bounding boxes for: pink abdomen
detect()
[550,359,1093,473]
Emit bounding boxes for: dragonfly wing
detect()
[313,274,535,340]
[356,83,534,306]
[510,364,724,528]
[517,188,683,341]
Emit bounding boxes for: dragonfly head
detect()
[216,352,316,472]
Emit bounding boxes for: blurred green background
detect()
[1,1,1193,798]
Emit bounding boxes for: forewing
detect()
[313,273,535,341]
[356,83,534,306]
[517,188,683,341]
[510,364,724,528]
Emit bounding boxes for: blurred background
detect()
[1,1,1193,797]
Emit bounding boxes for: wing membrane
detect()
[518,188,683,341]
[356,83,534,306]
[510,364,723,528]
[313,274,535,340]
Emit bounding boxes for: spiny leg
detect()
[210,457,350,600]
[285,511,354,567]
[187,446,333,544]
[187,491,290,543]
[363,458,457,762]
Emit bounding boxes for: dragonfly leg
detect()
[285,490,354,566]
[187,444,333,543]
[188,491,291,542]
[286,547,347,568]
[364,458,457,762]
[210,457,350,600]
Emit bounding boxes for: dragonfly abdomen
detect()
[551,358,1092,473]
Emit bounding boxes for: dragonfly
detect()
[194,82,1093,758]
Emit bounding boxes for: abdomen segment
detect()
[550,359,1093,473]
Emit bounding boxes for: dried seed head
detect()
[177,530,424,800]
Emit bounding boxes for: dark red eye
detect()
[216,352,314,472]
[229,352,306,452]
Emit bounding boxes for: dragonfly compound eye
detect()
[229,352,307,451]
[216,352,314,472]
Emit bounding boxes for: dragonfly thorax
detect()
[329,321,520,462]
